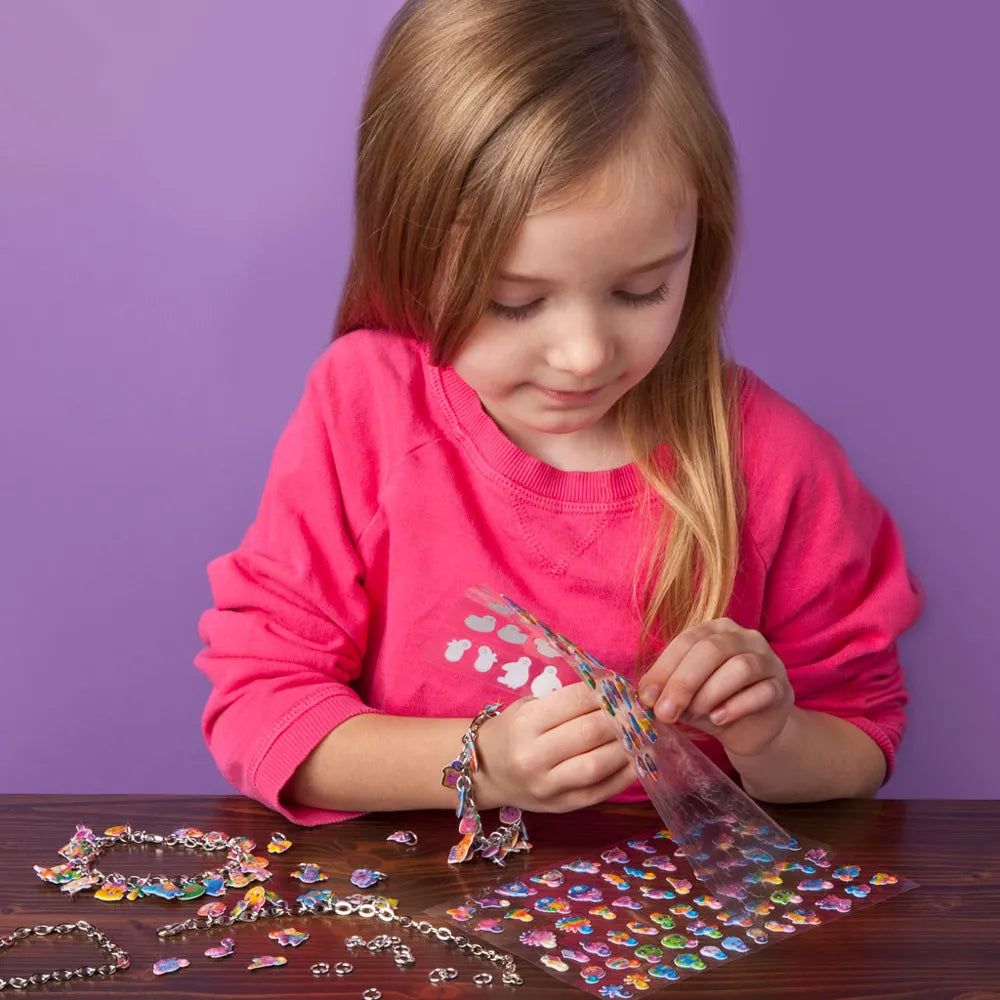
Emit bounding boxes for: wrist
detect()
[725,706,801,775]
[439,703,530,866]
[468,711,505,810]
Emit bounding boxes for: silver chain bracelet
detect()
[0,920,130,991]
[157,890,523,986]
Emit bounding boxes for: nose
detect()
[545,309,614,380]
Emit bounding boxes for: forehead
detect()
[528,139,698,218]
[502,149,697,270]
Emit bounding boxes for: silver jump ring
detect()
[473,972,493,985]
[310,962,330,975]
[362,990,382,1000]
[345,935,367,948]
[333,961,354,975]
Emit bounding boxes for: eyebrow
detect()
[496,243,692,284]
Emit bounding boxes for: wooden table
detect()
[0,796,997,998]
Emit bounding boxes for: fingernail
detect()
[657,699,679,723]
[639,686,659,707]
[710,709,727,725]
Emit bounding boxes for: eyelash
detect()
[486,283,670,323]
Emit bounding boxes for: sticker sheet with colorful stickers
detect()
[434,826,910,995]
[460,587,808,892]
[431,588,915,994]
[462,588,873,900]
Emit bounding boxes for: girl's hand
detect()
[636,619,794,759]
[475,682,636,813]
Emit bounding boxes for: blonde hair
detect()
[336,0,744,649]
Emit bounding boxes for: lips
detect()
[536,386,604,403]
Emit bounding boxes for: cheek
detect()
[451,330,519,392]
[627,308,681,365]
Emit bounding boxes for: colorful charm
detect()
[153,957,189,976]
[267,833,292,854]
[204,938,236,959]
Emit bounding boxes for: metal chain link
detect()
[0,920,130,991]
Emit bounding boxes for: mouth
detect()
[536,385,606,404]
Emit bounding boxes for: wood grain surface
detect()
[0,796,997,999]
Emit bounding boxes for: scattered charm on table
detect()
[351,868,387,889]
[152,957,190,976]
[290,862,329,883]
[267,832,292,854]
[268,926,310,947]
[387,829,418,846]
[247,955,287,970]
[204,937,236,959]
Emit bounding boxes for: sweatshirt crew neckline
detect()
[429,349,643,506]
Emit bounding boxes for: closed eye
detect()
[486,283,670,323]
[615,283,670,307]
[486,299,544,322]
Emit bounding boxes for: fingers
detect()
[546,738,631,794]
[637,621,769,724]
[706,678,791,728]
[544,756,637,813]
[532,681,613,732]
[683,651,771,722]
[535,705,620,762]
[636,618,742,706]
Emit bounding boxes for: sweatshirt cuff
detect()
[249,691,384,826]
[841,715,898,784]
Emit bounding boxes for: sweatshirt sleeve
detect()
[195,352,382,825]
[741,374,925,780]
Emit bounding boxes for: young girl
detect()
[196,0,923,827]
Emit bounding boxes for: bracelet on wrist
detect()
[441,703,531,866]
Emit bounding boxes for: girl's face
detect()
[451,153,698,472]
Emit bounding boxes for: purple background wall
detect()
[2,2,997,799]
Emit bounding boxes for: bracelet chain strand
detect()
[0,920,130,991]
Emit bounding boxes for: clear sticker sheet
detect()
[429,587,914,996]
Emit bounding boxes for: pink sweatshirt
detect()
[196,328,924,825]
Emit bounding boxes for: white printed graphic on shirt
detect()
[444,638,472,663]
[431,591,576,696]
[497,623,528,644]
[533,637,561,659]
[497,656,532,689]
[473,645,498,673]
[530,664,564,698]
[465,614,496,633]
